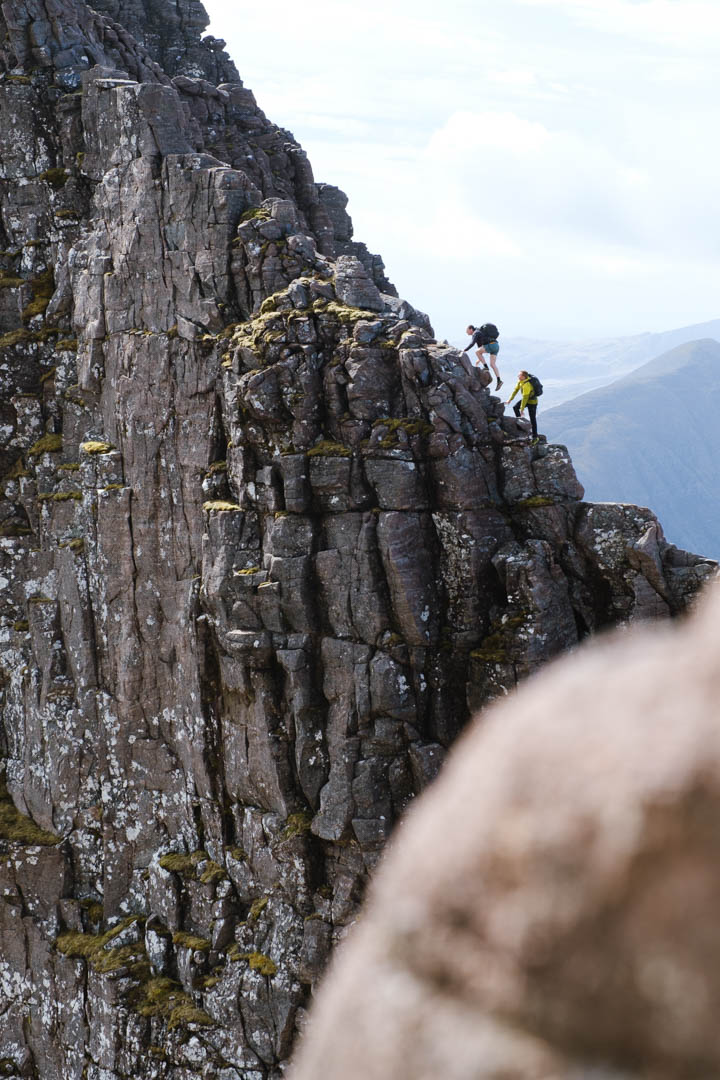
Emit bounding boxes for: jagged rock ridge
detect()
[0,3,715,1079]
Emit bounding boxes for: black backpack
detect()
[528,374,543,397]
[480,322,499,344]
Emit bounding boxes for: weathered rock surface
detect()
[0,2,715,1078]
[291,582,720,1080]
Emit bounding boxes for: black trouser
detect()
[514,400,538,437]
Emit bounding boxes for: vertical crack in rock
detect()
[0,1,715,1077]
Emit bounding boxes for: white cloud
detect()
[423,109,649,247]
[514,0,720,50]
[427,110,550,154]
[487,67,539,89]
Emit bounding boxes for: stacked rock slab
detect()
[0,2,715,1079]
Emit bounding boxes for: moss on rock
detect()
[80,440,114,455]
[0,784,59,846]
[28,433,63,456]
[203,500,243,512]
[0,328,31,348]
[243,951,277,977]
[172,931,211,952]
[38,167,69,190]
[307,440,351,458]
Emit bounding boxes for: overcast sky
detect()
[203,0,719,342]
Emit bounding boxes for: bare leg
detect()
[479,347,502,381]
[474,348,489,369]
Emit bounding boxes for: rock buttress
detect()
[0,2,715,1078]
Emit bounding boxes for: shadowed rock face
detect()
[290,583,720,1080]
[0,2,715,1078]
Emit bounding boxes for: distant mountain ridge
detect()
[502,317,720,408]
[542,338,720,558]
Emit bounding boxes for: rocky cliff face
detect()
[0,3,715,1079]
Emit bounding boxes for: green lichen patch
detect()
[80,440,114,455]
[279,810,313,842]
[0,786,60,846]
[168,1003,214,1031]
[314,300,380,325]
[59,538,84,553]
[6,74,31,84]
[80,898,104,923]
[229,847,247,862]
[217,322,241,340]
[57,463,80,472]
[0,274,24,288]
[39,366,57,384]
[234,566,261,576]
[0,328,31,349]
[248,897,268,922]
[28,433,63,456]
[243,951,277,977]
[21,297,50,322]
[172,931,211,952]
[205,460,228,476]
[54,209,79,220]
[470,613,529,663]
[0,523,32,537]
[55,338,78,351]
[307,440,352,458]
[158,849,208,877]
[372,417,433,447]
[3,458,29,480]
[38,167,69,190]
[31,268,55,299]
[101,484,124,493]
[203,500,243,512]
[92,942,148,975]
[199,860,227,885]
[56,916,143,971]
[514,495,556,508]
[239,205,271,225]
[12,620,29,632]
[259,290,286,315]
[38,491,82,502]
[132,976,214,1030]
[227,307,287,355]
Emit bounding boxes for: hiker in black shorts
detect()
[462,324,502,391]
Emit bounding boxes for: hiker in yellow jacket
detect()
[506,371,539,440]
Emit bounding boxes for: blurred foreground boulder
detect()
[291,582,720,1080]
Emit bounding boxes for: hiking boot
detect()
[495,378,503,390]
